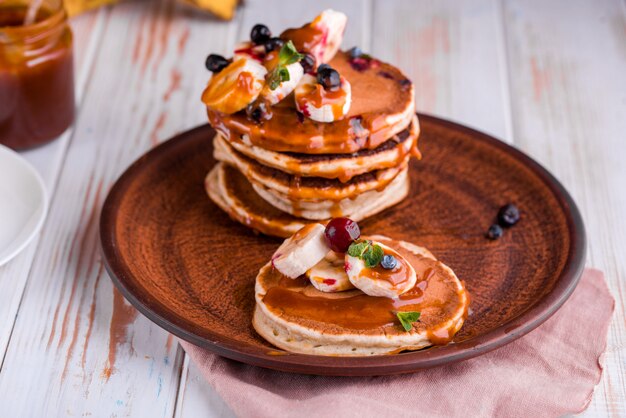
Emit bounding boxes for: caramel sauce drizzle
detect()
[357,248,412,286]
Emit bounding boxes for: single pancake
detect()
[251,168,409,220]
[207,51,416,154]
[224,115,420,182]
[213,135,409,201]
[253,236,469,356]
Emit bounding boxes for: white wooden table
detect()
[1,0,624,416]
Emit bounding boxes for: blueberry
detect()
[317,63,331,72]
[205,54,229,73]
[316,66,341,90]
[381,254,397,270]
[264,37,284,52]
[486,224,503,240]
[251,24,271,45]
[299,54,316,74]
[498,204,520,227]
[348,46,362,58]
[245,101,271,123]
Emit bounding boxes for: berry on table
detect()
[316,66,341,90]
[486,224,503,240]
[381,254,397,270]
[498,203,520,227]
[205,54,229,73]
[324,218,361,253]
[251,24,271,45]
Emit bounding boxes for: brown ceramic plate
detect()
[100,114,585,376]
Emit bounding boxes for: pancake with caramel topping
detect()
[224,115,420,182]
[214,134,409,201]
[253,236,469,356]
[207,51,415,155]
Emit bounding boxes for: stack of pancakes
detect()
[206,51,419,237]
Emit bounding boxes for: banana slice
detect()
[307,251,355,292]
[201,57,267,114]
[271,223,331,279]
[314,9,347,63]
[345,241,417,299]
[260,61,304,105]
[281,9,347,65]
[294,74,351,122]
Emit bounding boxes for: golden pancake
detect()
[214,134,409,201]
[250,168,409,220]
[253,236,469,356]
[226,115,420,182]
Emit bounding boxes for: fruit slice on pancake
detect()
[306,251,354,292]
[280,9,347,65]
[295,72,351,122]
[201,57,267,114]
[271,223,330,279]
[345,240,417,299]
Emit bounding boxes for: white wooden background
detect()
[0,0,624,416]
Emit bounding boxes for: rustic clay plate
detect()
[100,114,585,375]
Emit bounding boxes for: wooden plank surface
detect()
[501,1,626,415]
[0,0,234,415]
[0,0,624,415]
[0,8,107,363]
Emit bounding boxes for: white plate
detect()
[0,145,48,266]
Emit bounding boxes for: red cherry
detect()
[324,218,361,253]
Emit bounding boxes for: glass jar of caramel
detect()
[0,0,74,150]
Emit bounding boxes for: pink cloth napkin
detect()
[180,268,614,418]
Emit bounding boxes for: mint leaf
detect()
[278,40,304,65]
[347,240,371,258]
[363,244,384,268]
[396,311,421,332]
[267,41,304,90]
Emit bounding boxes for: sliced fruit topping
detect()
[324,217,360,253]
[201,57,267,114]
[344,240,417,299]
[307,251,355,293]
[294,72,352,122]
[205,54,230,73]
[260,41,305,105]
[280,9,347,65]
[271,223,331,279]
